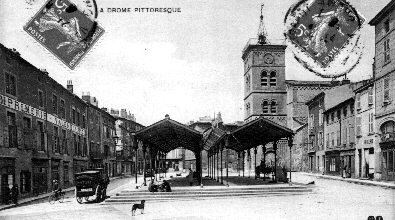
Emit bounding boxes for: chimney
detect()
[67,80,73,93]
[165,114,170,119]
[120,109,127,118]
[101,107,108,112]
[11,48,20,56]
[81,91,90,102]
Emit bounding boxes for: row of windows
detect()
[245,70,278,90]
[325,126,354,148]
[261,70,277,87]
[245,99,278,115]
[325,104,354,125]
[5,111,91,157]
[3,72,86,128]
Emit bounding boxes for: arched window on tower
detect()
[269,71,277,87]
[270,100,277,113]
[261,71,268,87]
[262,100,269,114]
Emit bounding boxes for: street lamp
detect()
[112,135,119,177]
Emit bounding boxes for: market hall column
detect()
[225,134,230,187]
[220,141,224,185]
[254,147,257,179]
[133,134,138,184]
[142,143,147,186]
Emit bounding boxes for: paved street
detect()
[0,173,393,220]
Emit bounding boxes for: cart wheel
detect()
[76,197,83,204]
[95,186,101,203]
[48,194,56,204]
[101,188,107,201]
[59,192,65,203]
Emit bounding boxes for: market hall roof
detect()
[227,117,294,151]
[135,115,202,153]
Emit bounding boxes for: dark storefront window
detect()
[389,151,394,172]
[20,171,31,193]
[7,112,17,148]
[64,164,69,183]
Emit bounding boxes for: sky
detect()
[0,0,390,126]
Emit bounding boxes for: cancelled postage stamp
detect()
[285,0,365,73]
[23,0,104,70]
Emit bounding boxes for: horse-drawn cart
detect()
[75,168,109,203]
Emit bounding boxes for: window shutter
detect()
[356,117,361,136]
[384,77,390,103]
[368,88,373,105]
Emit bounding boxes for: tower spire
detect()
[257,3,269,45]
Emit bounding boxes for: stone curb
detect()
[0,176,124,212]
[300,172,395,189]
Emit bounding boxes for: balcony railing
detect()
[380,132,395,143]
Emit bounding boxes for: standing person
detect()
[52,180,62,198]
[188,168,194,186]
[11,184,18,204]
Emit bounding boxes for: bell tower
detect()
[242,3,287,126]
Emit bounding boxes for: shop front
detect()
[340,150,355,178]
[32,159,49,195]
[325,150,340,176]
[0,158,15,204]
[379,120,395,181]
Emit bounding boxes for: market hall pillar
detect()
[273,141,278,182]
[142,143,147,186]
[220,142,223,185]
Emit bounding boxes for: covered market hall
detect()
[134,114,294,186]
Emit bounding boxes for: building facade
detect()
[354,80,378,179]
[0,44,88,202]
[306,92,325,173]
[114,117,144,176]
[369,0,395,181]
[323,84,356,177]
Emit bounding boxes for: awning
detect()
[227,117,294,151]
[135,117,202,153]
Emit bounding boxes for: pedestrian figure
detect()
[11,184,18,204]
[342,164,347,178]
[148,179,158,192]
[188,168,194,186]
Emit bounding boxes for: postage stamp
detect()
[285,0,365,71]
[23,0,104,70]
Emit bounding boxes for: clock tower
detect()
[242,4,287,127]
